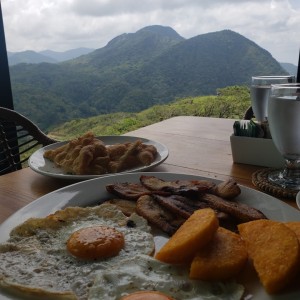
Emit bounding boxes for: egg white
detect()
[0,204,154,300]
[88,254,245,300]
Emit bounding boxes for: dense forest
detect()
[49,85,250,141]
[9,25,286,132]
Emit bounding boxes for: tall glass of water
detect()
[268,83,300,189]
[250,76,295,122]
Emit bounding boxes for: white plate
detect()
[1,172,300,300]
[28,136,169,180]
[296,191,300,209]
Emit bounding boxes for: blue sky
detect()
[2,0,300,64]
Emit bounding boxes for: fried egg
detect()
[120,290,175,299]
[0,204,154,300]
[88,254,245,300]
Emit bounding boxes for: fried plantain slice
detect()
[106,182,153,200]
[136,195,185,236]
[153,194,238,231]
[140,175,215,196]
[153,194,209,219]
[200,193,267,223]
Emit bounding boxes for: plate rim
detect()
[296,191,300,209]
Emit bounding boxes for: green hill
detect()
[8,50,57,65]
[9,25,286,131]
[49,85,250,141]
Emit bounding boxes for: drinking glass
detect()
[268,83,300,189]
[250,76,295,122]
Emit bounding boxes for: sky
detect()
[2,0,300,65]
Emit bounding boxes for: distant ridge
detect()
[280,62,297,76]
[8,50,57,65]
[40,48,95,62]
[9,25,287,130]
[8,47,95,65]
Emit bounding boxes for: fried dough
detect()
[44,133,158,175]
[137,144,157,165]
[238,219,300,294]
[107,140,158,173]
[44,132,110,175]
[108,140,142,173]
[107,143,127,160]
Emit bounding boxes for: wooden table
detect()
[0,116,298,224]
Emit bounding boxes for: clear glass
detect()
[250,76,295,122]
[268,83,300,189]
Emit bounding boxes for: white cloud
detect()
[1,0,299,64]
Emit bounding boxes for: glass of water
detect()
[250,76,295,122]
[268,83,300,189]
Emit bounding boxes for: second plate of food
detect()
[28,135,169,180]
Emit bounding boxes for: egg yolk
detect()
[120,291,175,300]
[67,225,125,260]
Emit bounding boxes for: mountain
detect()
[7,48,95,65]
[8,50,57,65]
[280,62,297,76]
[9,25,287,131]
[70,25,184,69]
[49,86,251,140]
[39,48,95,62]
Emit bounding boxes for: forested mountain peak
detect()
[10,25,288,131]
[136,25,184,39]
[73,25,185,67]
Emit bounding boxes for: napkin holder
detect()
[230,134,285,168]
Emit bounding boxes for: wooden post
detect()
[0,2,21,173]
[0,2,14,109]
[297,49,300,83]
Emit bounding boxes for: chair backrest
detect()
[243,106,254,120]
[0,107,57,175]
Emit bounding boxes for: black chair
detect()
[0,107,57,175]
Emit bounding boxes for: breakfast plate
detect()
[0,172,300,300]
[296,191,300,209]
[28,135,169,180]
